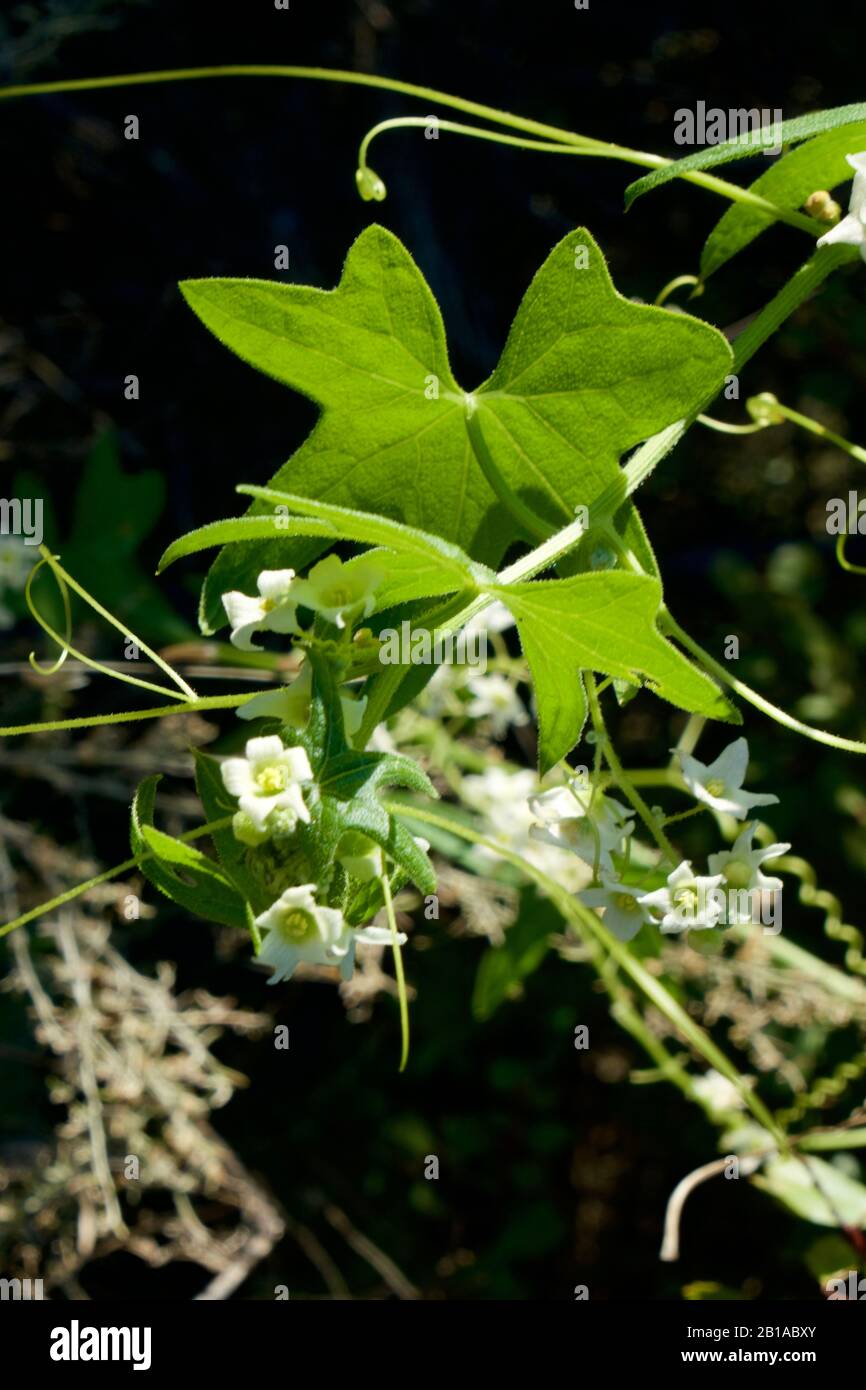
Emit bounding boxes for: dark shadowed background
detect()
[2,0,866,1300]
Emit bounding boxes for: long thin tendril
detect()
[0,65,821,232]
[0,815,234,939]
[25,548,198,701]
[27,551,72,675]
[380,864,410,1073]
[661,606,866,756]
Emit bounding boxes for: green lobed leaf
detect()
[625,103,866,207]
[495,573,738,772]
[179,225,732,632]
[158,515,332,573]
[700,122,866,280]
[300,650,438,895]
[130,776,249,929]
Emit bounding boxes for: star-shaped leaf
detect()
[494,573,738,772]
[180,225,732,632]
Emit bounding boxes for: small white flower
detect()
[529,780,634,872]
[461,767,589,893]
[707,824,789,924]
[220,735,313,835]
[579,875,654,942]
[253,883,411,986]
[290,553,381,630]
[817,152,866,262]
[255,884,354,983]
[465,673,528,737]
[638,860,725,933]
[222,569,300,651]
[238,661,367,736]
[676,737,778,820]
[692,1069,746,1117]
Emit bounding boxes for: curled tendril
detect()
[654,274,703,307]
[836,533,866,575]
[25,553,72,675]
[777,1048,866,1129]
[24,547,197,702]
[355,115,600,205]
[773,853,866,981]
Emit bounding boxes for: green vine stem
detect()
[0,815,234,940]
[0,65,822,232]
[380,864,410,1073]
[585,672,677,862]
[0,693,258,738]
[384,799,787,1147]
[661,607,866,756]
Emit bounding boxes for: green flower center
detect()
[256,764,287,794]
[325,587,352,607]
[673,886,698,917]
[278,908,317,944]
[724,859,752,890]
[705,778,727,798]
[614,893,639,913]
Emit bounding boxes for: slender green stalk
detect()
[358,115,600,175]
[585,673,677,861]
[25,554,191,702]
[381,867,410,1072]
[796,1127,866,1153]
[661,606,866,755]
[0,815,234,939]
[655,274,702,307]
[0,693,257,738]
[26,547,198,702]
[384,799,786,1146]
[698,414,767,435]
[772,400,866,465]
[0,65,820,231]
[42,550,198,699]
[732,245,856,374]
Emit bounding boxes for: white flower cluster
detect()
[511,738,789,944]
[222,554,382,652]
[218,734,409,985]
[213,555,398,987]
[461,766,591,894]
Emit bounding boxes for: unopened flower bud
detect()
[233,811,269,848]
[355,165,387,202]
[746,392,785,428]
[804,189,842,224]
